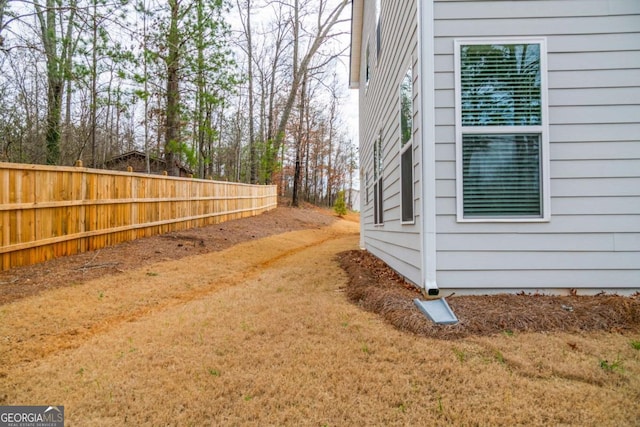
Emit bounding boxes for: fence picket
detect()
[0,162,277,270]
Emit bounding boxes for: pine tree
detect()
[334,190,347,217]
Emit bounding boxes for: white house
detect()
[350,0,640,295]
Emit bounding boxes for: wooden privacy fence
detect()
[0,162,277,271]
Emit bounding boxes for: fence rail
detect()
[0,162,277,271]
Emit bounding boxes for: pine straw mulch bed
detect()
[338,249,640,340]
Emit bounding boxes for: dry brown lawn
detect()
[1,207,639,426]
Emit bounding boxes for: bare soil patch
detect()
[0,205,335,305]
[339,249,640,339]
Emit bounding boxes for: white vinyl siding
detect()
[432,0,640,290]
[359,0,422,286]
[357,0,639,292]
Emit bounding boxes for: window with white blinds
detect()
[455,39,550,221]
[462,134,541,216]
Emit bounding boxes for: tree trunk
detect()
[240,0,257,184]
[0,0,7,45]
[33,0,78,165]
[164,0,181,176]
[142,0,150,173]
[44,78,63,165]
[196,0,206,178]
[291,72,306,207]
[325,92,336,204]
[90,0,98,167]
[37,0,61,164]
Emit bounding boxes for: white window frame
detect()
[399,62,415,225]
[454,37,551,223]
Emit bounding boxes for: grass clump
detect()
[361,343,371,355]
[452,347,466,363]
[599,357,623,373]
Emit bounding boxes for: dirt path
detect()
[1,212,639,426]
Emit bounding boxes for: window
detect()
[373,134,383,225]
[400,66,414,223]
[455,39,550,221]
[375,0,381,60]
[365,172,369,205]
[365,42,371,87]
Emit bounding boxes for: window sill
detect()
[456,216,550,224]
